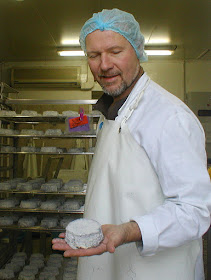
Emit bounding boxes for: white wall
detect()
[142,61,184,100]
[185,60,211,93]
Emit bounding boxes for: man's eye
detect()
[88,54,98,59]
[112,50,121,54]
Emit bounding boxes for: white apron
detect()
[77,80,200,280]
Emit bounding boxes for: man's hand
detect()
[52,222,141,257]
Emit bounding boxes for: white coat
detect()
[77,74,211,279]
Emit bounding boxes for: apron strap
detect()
[119,78,150,132]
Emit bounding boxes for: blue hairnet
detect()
[79,8,148,62]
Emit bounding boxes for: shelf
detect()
[0,225,66,233]
[0,114,101,123]
[0,190,86,196]
[0,133,97,138]
[0,208,84,214]
[0,151,94,156]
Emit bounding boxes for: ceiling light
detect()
[57,45,177,57]
[145,45,177,56]
[148,38,170,44]
[57,47,85,57]
[61,39,80,45]
[145,50,174,56]
[58,50,85,56]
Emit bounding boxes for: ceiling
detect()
[0,0,210,62]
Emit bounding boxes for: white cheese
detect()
[65,218,104,249]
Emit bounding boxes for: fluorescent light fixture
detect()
[57,45,177,57]
[145,50,174,56]
[61,39,80,45]
[145,45,177,56]
[148,38,170,44]
[58,50,85,56]
[57,47,85,57]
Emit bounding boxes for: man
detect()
[52,9,211,280]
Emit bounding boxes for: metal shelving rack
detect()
[0,113,99,178]
[0,98,100,264]
[0,84,19,180]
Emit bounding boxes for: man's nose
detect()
[100,53,113,71]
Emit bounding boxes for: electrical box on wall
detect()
[186,92,211,116]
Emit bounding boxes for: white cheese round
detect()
[65,218,104,249]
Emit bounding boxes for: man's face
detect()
[86,30,140,97]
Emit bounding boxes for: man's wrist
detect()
[121,221,142,244]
